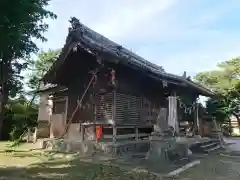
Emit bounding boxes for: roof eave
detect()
[42,34,78,83]
[41,17,215,97]
[185,80,215,97]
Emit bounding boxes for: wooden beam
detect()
[104,133,150,139]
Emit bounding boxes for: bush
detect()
[2,98,38,141]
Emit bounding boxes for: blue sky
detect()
[36,0,240,77]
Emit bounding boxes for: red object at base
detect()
[96,125,103,139]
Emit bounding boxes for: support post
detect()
[80,124,84,141]
[155,108,168,132]
[168,94,179,134]
[112,90,117,143]
[135,126,139,140]
[113,125,117,143]
[194,102,200,135]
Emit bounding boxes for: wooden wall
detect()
[52,58,173,127]
[52,48,196,127]
[65,65,115,124]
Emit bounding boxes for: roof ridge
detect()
[43,17,214,97]
[69,17,165,73]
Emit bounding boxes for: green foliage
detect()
[195,58,240,123]
[195,58,240,93]
[0,0,57,58]
[0,0,57,97]
[4,49,59,142]
[0,0,56,139]
[206,96,227,122]
[28,49,60,91]
[2,97,38,140]
[0,0,58,143]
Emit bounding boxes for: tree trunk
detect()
[0,59,10,140]
[0,100,2,140]
[0,60,3,140]
[0,83,8,140]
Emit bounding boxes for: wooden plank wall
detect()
[115,92,141,125]
[55,61,169,127]
[94,92,114,124]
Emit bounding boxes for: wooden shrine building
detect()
[37,17,214,142]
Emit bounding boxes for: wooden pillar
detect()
[135,126,139,140]
[199,117,203,136]
[168,94,179,134]
[155,108,168,132]
[194,102,200,135]
[80,124,84,141]
[112,90,117,143]
[113,125,117,143]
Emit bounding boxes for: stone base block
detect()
[41,138,150,157]
[40,138,96,156]
[96,140,150,157]
[146,138,189,162]
[36,121,50,138]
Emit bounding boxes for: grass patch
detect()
[0,142,161,180]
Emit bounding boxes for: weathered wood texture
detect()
[51,48,199,129]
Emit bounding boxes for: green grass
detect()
[2,141,240,180]
[0,142,161,180]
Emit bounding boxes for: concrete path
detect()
[178,138,240,180]
[224,137,240,151]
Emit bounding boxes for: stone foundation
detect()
[146,136,189,162]
[40,136,216,159]
[40,138,96,155]
[50,114,65,138]
[67,123,81,140]
[96,140,150,156]
[36,121,50,138]
[40,138,150,157]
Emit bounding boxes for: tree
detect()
[195,58,240,125]
[28,49,60,92]
[8,97,38,141]
[1,48,59,141]
[2,96,38,140]
[195,58,240,93]
[0,0,56,139]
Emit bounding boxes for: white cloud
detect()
[93,0,176,40]
[40,0,176,49]
[38,0,240,78]
[137,30,240,76]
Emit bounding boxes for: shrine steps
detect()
[189,139,221,154]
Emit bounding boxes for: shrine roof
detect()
[43,17,214,97]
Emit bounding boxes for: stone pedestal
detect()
[146,133,189,162]
[155,108,168,132]
[36,121,50,138]
[146,135,173,162]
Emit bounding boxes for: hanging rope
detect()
[179,98,197,115]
